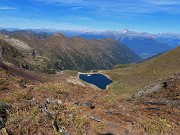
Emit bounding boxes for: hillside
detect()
[0,35,55,74]
[104,46,180,99]
[0,30,141,71]
[0,47,179,134]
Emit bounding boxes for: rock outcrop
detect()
[0,102,11,129]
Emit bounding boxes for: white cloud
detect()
[36,0,84,4]
[33,0,180,16]
[0,6,18,10]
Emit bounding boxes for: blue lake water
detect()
[79,73,112,90]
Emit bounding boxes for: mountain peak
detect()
[120,29,129,33]
[52,33,65,37]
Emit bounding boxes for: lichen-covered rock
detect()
[0,117,5,129]
[0,102,11,130]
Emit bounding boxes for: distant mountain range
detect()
[76,30,178,58]
[0,30,141,72]
[77,32,173,58]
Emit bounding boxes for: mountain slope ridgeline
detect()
[0,30,141,71]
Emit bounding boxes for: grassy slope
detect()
[0,47,179,134]
[104,46,180,99]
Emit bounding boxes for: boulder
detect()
[0,102,11,130]
[0,117,5,129]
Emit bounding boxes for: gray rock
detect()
[106,122,113,125]
[44,98,55,105]
[0,109,7,119]
[98,132,116,135]
[41,107,53,118]
[106,109,113,114]
[56,99,63,105]
[0,102,11,130]
[84,102,95,109]
[0,117,5,129]
[133,83,161,99]
[75,101,95,109]
[90,115,102,122]
[0,102,12,112]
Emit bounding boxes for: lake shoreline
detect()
[78,72,113,90]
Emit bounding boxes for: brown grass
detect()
[104,46,180,99]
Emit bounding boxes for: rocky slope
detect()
[0,54,179,135]
[0,29,179,135]
[0,35,54,74]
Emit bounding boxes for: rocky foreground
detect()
[0,65,179,135]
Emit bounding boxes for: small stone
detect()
[57,99,63,105]
[98,132,116,135]
[106,109,113,114]
[75,101,95,109]
[68,114,73,117]
[45,98,55,104]
[90,115,102,122]
[84,102,95,109]
[74,101,80,105]
[162,81,168,88]
[106,122,113,125]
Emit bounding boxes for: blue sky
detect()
[0,0,180,33]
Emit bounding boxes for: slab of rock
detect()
[133,83,161,99]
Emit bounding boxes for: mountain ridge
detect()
[0,30,141,72]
